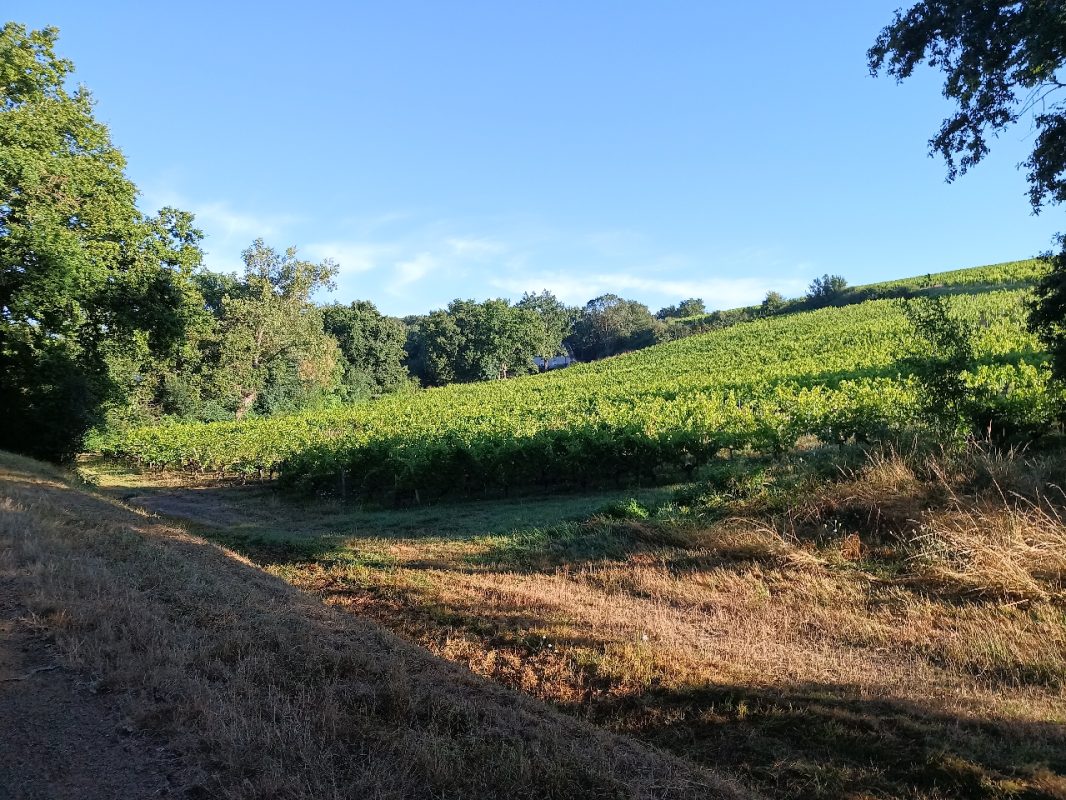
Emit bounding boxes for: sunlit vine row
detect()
[100,286,1058,498]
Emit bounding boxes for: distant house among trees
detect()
[534,354,576,371]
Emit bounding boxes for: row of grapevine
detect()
[99,287,1060,499]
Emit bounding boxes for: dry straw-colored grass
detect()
[780,445,1066,600]
[257,446,1066,799]
[47,444,1066,799]
[0,452,748,799]
[909,498,1066,601]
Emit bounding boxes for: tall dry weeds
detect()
[906,488,1066,602]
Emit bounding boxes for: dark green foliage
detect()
[0,340,100,462]
[1030,238,1066,383]
[656,298,706,320]
[0,23,205,460]
[193,269,249,316]
[322,300,409,399]
[406,298,547,385]
[901,296,977,437]
[761,291,786,315]
[870,2,1066,383]
[515,290,575,358]
[156,373,199,419]
[207,239,340,417]
[806,274,849,306]
[567,294,661,361]
[253,359,329,416]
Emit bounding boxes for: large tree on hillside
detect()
[0,23,204,459]
[208,239,340,417]
[110,207,215,426]
[406,298,546,385]
[515,290,575,358]
[656,298,706,320]
[806,274,848,307]
[567,294,660,361]
[868,2,1066,380]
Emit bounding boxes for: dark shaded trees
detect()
[806,274,848,306]
[322,300,410,399]
[1029,251,1066,379]
[515,290,575,359]
[656,298,706,320]
[567,294,660,361]
[406,298,546,385]
[0,23,205,459]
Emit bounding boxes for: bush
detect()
[900,296,977,439]
[806,274,849,306]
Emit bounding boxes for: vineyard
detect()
[100,261,1061,499]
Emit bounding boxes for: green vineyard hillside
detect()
[101,259,1061,498]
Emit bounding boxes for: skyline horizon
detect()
[16,2,1064,316]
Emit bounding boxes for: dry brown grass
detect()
[202,445,1066,800]
[65,445,1066,798]
[0,452,748,799]
[780,445,1066,601]
[908,499,1066,601]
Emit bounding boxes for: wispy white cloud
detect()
[192,201,293,240]
[390,252,438,292]
[490,271,808,309]
[299,224,516,301]
[143,190,298,240]
[303,241,398,274]
[134,195,816,316]
[445,236,506,257]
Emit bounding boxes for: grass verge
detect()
[0,451,747,799]
[122,443,1066,800]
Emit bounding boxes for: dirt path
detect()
[0,590,183,800]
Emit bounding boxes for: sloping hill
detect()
[0,452,748,799]
[101,260,1059,500]
[669,257,1048,328]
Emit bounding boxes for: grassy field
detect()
[1,452,746,799]
[80,442,1066,800]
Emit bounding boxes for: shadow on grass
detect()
[212,518,665,573]
[107,477,680,539]
[576,682,1066,800]
[78,455,1066,799]
[277,539,1066,800]
[2,453,741,800]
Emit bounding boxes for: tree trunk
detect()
[235,390,257,419]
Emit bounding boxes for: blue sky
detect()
[18,1,1064,316]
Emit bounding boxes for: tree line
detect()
[6,10,1066,464]
[0,19,858,461]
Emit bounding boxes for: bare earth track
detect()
[0,589,184,799]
